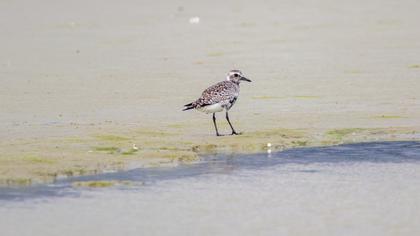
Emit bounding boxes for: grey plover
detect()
[183,69,252,136]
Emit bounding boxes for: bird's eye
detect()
[234,74,239,77]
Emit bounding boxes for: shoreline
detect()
[1,125,419,187]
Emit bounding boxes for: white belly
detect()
[198,103,224,114]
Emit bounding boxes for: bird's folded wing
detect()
[198,82,236,106]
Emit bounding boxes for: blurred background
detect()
[1,0,419,139]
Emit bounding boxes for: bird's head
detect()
[226,70,252,84]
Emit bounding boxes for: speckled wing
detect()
[194,81,237,108]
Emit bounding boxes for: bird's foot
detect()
[216,133,224,137]
[231,131,242,135]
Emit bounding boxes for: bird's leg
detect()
[226,111,240,135]
[213,113,221,136]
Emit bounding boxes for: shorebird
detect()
[183,69,252,136]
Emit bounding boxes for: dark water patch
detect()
[1,141,420,202]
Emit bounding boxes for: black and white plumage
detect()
[183,70,252,136]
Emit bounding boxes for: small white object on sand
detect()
[189,17,200,24]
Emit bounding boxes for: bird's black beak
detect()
[240,77,252,82]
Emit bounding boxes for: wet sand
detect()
[1,0,420,185]
[2,141,419,200]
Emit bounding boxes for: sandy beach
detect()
[1,0,420,185]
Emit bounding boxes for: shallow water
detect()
[1,141,420,235]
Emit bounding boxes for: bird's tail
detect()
[182,102,195,111]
